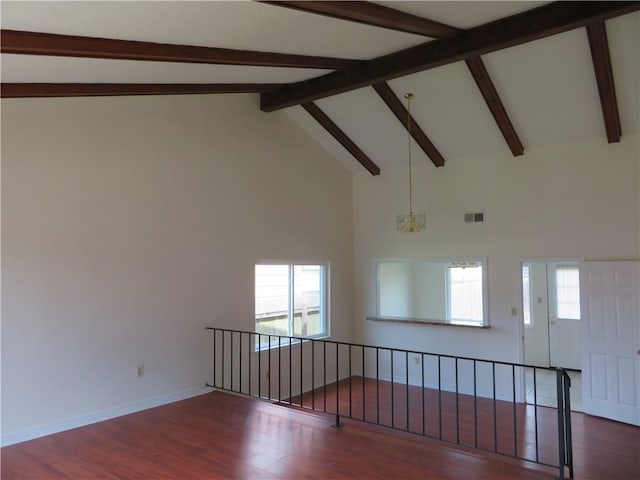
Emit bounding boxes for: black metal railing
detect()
[206,328,574,479]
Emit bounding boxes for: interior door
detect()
[581,261,640,426]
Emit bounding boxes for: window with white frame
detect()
[555,264,580,320]
[446,262,484,325]
[255,263,327,348]
[522,264,532,325]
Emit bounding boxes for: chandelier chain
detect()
[407,95,413,216]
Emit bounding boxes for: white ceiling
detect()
[2,1,638,173]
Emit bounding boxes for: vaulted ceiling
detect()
[2,1,639,174]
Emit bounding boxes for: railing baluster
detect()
[336,343,340,417]
[564,371,574,479]
[289,337,292,404]
[323,342,327,413]
[421,353,425,437]
[349,344,352,419]
[222,330,225,390]
[512,365,517,458]
[278,336,282,404]
[438,355,442,441]
[473,360,478,448]
[376,347,380,425]
[362,346,365,422]
[391,350,395,429]
[312,340,315,410]
[213,329,218,388]
[248,333,252,397]
[533,367,539,463]
[556,368,566,480]
[455,357,459,444]
[268,335,272,401]
[405,351,409,432]
[231,331,234,392]
[493,362,497,453]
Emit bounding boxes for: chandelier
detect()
[397,92,425,233]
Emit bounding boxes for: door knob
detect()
[550,320,556,325]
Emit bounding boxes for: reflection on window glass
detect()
[556,265,580,319]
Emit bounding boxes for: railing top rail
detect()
[205,326,578,372]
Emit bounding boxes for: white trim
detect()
[0,386,213,447]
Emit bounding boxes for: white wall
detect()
[1,94,353,444]
[353,134,640,367]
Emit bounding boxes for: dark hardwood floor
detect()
[2,384,638,479]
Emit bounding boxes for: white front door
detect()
[522,261,581,369]
[581,261,640,426]
[548,263,582,369]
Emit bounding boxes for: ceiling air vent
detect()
[465,212,485,223]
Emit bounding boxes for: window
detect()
[255,263,327,348]
[372,258,488,327]
[522,264,532,325]
[447,263,484,325]
[555,265,580,319]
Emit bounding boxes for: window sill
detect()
[366,316,490,329]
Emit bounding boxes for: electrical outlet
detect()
[414,355,420,365]
[137,364,145,378]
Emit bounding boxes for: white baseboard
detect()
[1,386,213,447]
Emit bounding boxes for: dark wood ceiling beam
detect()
[586,22,621,143]
[465,57,524,156]
[301,102,380,175]
[261,1,640,111]
[0,29,361,69]
[372,83,445,167]
[0,83,281,98]
[259,1,462,39]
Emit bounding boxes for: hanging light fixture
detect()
[397,92,425,233]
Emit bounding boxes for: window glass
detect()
[556,265,580,319]
[522,264,531,325]
[448,264,483,324]
[255,263,327,348]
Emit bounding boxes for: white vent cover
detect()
[465,212,485,223]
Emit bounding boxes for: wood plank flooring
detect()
[285,376,639,479]
[2,386,638,479]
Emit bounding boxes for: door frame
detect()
[516,257,584,403]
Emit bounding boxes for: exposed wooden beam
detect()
[261,1,640,111]
[301,102,380,175]
[465,57,524,156]
[0,29,361,70]
[0,83,281,98]
[259,1,462,39]
[586,22,621,143]
[372,83,445,167]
